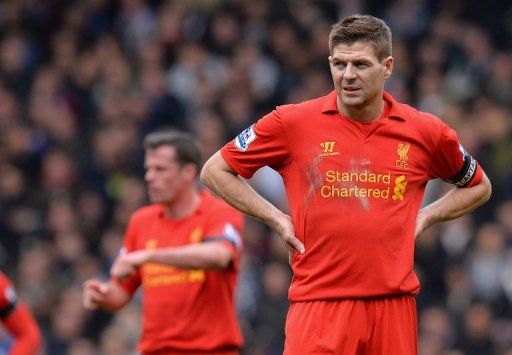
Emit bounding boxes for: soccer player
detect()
[0,271,41,355]
[83,130,244,354]
[201,14,492,355]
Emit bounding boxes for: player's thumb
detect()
[414,218,424,239]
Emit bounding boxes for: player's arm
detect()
[416,123,492,239]
[200,151,305,254]
[111,242,233,281]
[415,172,491,238]
[2,302,41,355]
[82,279,132,312]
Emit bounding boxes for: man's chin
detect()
[148,195,160,204]
[341,97,365,108]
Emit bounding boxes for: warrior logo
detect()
[319,141,340,156]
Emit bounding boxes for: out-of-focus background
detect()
[0,0,511,354]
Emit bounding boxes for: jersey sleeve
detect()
[428,122,483,187]
[112,216,142,295]
[221,108,291,179]
[202,206,244,264]
[0,272,17,319]
[4,303,41,355]
[0,273,41,355]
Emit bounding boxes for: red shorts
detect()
[143,349,238,355]
[284,296,417,355]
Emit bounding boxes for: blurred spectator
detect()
[467,223,507,305]
[454,302,496,355]
[418,306,455,355]
[249,262,290,355]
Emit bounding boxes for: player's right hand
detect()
[83,279,109,310]
[272,213,305,255]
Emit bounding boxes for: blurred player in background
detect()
[201,14,492,354]
[0,271,41,355]
[83,130,244,354]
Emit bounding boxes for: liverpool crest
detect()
[396,142,410,169]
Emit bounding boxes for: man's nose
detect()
[343,63,357,79]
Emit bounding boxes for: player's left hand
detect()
[414,209,433,239]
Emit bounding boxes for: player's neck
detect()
[338,97,385,123]
[163,186,201,220]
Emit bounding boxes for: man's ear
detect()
[182,163,199,181]
[383,56,394,79]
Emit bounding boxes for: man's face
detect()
[329,41,393,110]
[144,145,189,205]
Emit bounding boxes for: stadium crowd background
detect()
[0,0,511,354]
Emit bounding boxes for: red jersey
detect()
[222,91,483,301]
[117,190,244,353]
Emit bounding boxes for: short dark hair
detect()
[329,14,392,61]
[143,130,202,172]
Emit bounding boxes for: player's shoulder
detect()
[274,93,331,121]
[387,90,440,123]
[394,100,449,131]
[130,204,162,222]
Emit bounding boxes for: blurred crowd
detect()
[0,0,511,354]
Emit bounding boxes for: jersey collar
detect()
[195,189,210,215]
[320,90,407,121]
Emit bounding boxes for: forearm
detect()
[143,243,232,270]
[201,151,304,254]
[421,173,491,226]
[201,152,285,229]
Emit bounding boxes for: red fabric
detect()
[0,273,12,310]
[143,349,239,355]
[116,190,244,353]
[0,272,41,355]
[284,296,417,355]
[222,91,484,301]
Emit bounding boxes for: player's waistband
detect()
[290,293,417,304]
